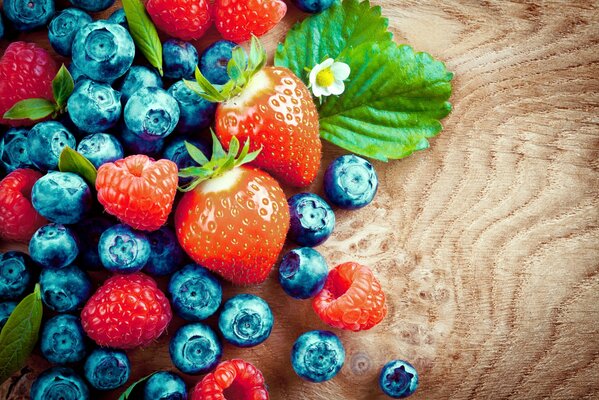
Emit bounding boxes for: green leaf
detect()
[52,64,75,110]
[122,0,163,75]
[58,146,98,186]
[0,284,43,385]
[118,372,155,400]
[2,98,56,121]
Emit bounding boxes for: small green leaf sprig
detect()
[118,372,156,400]
[122,0,163,76]
[58,146,98,186]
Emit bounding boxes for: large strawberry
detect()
[214,0,286,43]
[187,37,321,187]
[174,134,289,285]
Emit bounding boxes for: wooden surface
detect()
[2,0,599,399]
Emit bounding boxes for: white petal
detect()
[312,85,325,98]
[331,62,351,80]
[321,58,335,68]
[309,65,322,87]
[329,80,345,95]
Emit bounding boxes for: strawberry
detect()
[146,0,212,41]
[214,0,287,43]
[174,134,289,285]
[187,37,321,187]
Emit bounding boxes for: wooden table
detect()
[1,0,598,399]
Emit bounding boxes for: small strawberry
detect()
[146,0,212,41]
[191,359,269,400]
[96,155,178,232]
[214,0,286,43]
[0,169,47,243]
[174,134,289,285]
[187,37,321,187]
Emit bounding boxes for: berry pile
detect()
[0,1,418,399]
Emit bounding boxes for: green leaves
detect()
[118,373,155,400]
[58,146,98,186]
[123,0,163,76]
[0,284,43,385]
[53,65,75,110]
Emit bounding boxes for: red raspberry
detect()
[191,359,269,400]
[81,273,172,349]
[313,262,387,331]
[214,0,287,43]
[146,0,212,41]
[0,169,47,243]
[0,42,58,127]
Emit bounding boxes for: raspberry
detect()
[312,262,387,331]
[0,42,58,127]
[0,169,47,243]
[191,359,269,400]
[81,273,172,349]
[214,0,287,43]
[146,0,212,41]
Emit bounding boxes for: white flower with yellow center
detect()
[309,58,350,99]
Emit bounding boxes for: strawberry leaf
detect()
[58,146,98,186]
[52,64,75,110]
[122,0,163,76]
[2,98,57,121]
[185,141,210,165]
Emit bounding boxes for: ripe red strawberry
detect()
[81,273,172,349]
[190,38,321,187]
[0,169,47,243]
[313,262,387,331]
[0,42,58,127]
[96,155,178,232]
[214,0,286,43]
[146,0,212,41]
[191,359,269,400]
[175,135,289,285]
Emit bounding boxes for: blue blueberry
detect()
[72,216,113,270]
[29,224,79,269]
[41,314,87,364]
[48,8,92,56]
[168,81,216,133]
[27,121,76,171]
[144,371,187,400]
[0,301,17,330]
[117,65,163,104]
[3,0,55,31]
[30,367,90,400]
[291,330,345,382]
[0,251,34,301]
[218,294,273,348]
[84,348,130,390]
[163,40,199,80]
[77,133,123,168]
[120,125,165,157]
[1,128,34,172]
[107,8,128,29]
[68,62,88,84]
[40,264,91,312]
[69,0,116,13]
[72,21,135,83]
[0,13,4,39]
[292,0,335,13]
[279,247,328,299]
[99,224,151,273]
[199,40,238,85]
[124,87,180,142]
[169,264,221,321]
[288,193,335,247]
[379,360,419,398]
[324,154,378,209]
[169,323,222,375]
[68,80,122,134]
[144,227,185,276]
[32,171,92,225]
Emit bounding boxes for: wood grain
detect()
[2,0,599,399]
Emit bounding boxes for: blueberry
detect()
[0,301,17,330]
[69,0,116,13]
[0,13,4,39]
[107,8,128,29]
[291,330,345,382]
[324,154,378,209]
[292,0,335,13]
[30,367,90,400]
[379,360,419,398]
[72,216,113,270]
[40,264,91,312]
[77,133,123,168]
[98,224,151,273]
[169,323,222,375]
[72,21,135,83]
[3,0,55,31]
[0,251,34,301]
[124,87,180,142]
[218,294,273,348]
[144,227,185,276]
[48,8,92,56]
[144,371,187,400]
[117,66,163,104]
[68,62,88,84]
[29,224,79,269]
[288,193,335,247]
[120,124,165,157]
[279,247,328,299]
[84,348,130,390]
[41,314,87,364]
[1,128,34,172]
[169,264,221,321]
[27,121,76,171]
[68,80,122,133]
[163,40,199,80]
[199,40,238,85]
[168,81,216,133]
[31,171,92,225]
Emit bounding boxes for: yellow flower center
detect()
[316,67,335,87]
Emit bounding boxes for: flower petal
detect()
[331,62,351,81]
[329,80,345,95]
[321,58,335,68]
[312,85,325,98]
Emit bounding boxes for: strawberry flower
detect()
[309,58,350,99]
